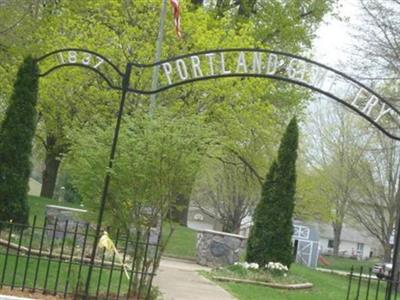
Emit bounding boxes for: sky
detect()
[306,0,363,141]
[313,0,360,68]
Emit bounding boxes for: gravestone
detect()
[45,205,89,244]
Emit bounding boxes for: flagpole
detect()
[149,0,168,116]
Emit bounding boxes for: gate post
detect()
[387,211,400,299]
[83,63,132,299]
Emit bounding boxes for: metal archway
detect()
[36,47,400,299]
[38,48,400,141]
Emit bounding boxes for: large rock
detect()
[197,229,247,267]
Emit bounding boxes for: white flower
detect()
[234,262,248,269]
[234,262,261,270]
[265,261,288,272]
[249,263,259,270]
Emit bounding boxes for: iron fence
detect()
[0,216,159,299]
[346,266,399,300]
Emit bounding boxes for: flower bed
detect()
[208,261,313,290]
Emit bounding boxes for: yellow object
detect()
[98,231,130,279]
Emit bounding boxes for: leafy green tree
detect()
[246,117,299,268]
[0,0,334,218]
[10,0,332,200]
[0,57,39,226]
[65,109,215,229]
[211,0,335,50]
[295,168,331,222]
[304,104,369,256]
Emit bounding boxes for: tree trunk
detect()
[383,243,392,262]
[169,194,189,226]
[40,134,64,199]
[40,149,61,199]
[332,222,343,256]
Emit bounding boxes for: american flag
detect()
[170,0,181,38]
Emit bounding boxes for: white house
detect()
[316,222,382,259]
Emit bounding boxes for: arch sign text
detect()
[37,48,400,140]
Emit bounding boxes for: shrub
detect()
[0,57,39,227]
[246,117,299,268]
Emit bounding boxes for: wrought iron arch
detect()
[35,47,400,299]
[36,48,124,90]
[37,48,400,141]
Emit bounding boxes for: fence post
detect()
[0,221,14,289]
[346,266,354,300]
[32,217,48,292]
[355,266,363,300]
[84,63,132,299]
[22,216,37,290]
[74,223,90,298]
[63,222,80,298]
[105,228,121,299]
[43,218,59,293]
[116,230,131,299]
[376,277,381,300]
[11,222,25,289]
[137,229,152,299]
[146,220,164,299]
[366,267,372,300]
[126,229,142,300]
[95,226,110,298]
[53,220,69,294]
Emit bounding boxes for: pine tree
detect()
[0,57,39,227]
[246,117,299,268]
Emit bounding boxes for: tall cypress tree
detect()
[246,117,299,268]
[0,57,39,227]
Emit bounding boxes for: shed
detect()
[292,221,320,268]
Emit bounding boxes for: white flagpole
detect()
[149,0,168,116]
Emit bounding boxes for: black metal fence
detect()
[0,216,160,299]
[346,266,399,300]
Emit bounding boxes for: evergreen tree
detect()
[0,57,39,227]
[246,117,299,268]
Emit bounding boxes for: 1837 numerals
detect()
[57,51,104,69]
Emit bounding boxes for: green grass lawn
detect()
[0,249,140,297]
[317,255,379,273]
[216,264,387,300]
[1,196,157,298]
[162,222,197,259]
